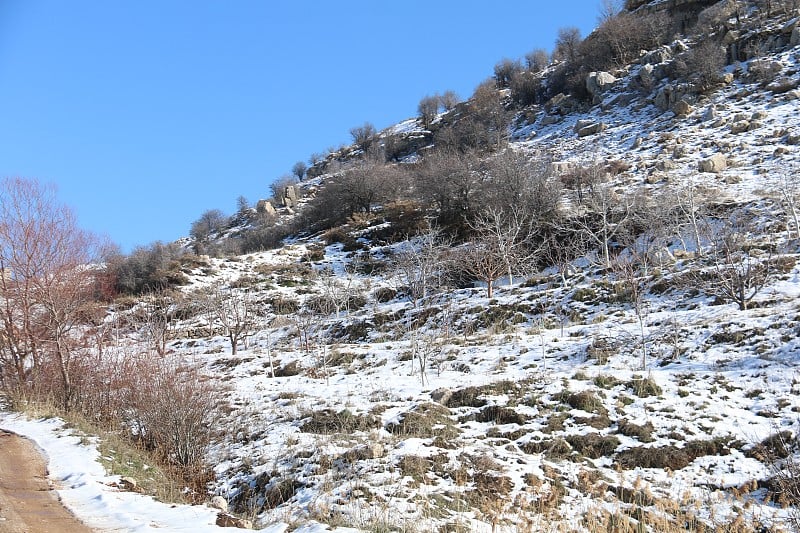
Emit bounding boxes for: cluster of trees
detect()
[0,177,221,486]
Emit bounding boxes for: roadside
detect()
[0,429,94,533]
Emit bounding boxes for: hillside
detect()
[164,2,800,530]
[4,1,800,532]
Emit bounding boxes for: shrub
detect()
[617,418,655,443]
[300,408,381,434]
[628,375,662,397]
[566,433,620,459]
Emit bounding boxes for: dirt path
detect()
[0,429,94,533]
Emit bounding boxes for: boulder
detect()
[577,122,607,137]
[672,100,692,117]
[119,476,137,491]
[639,64,655,89]
[699,153,727,173]
[730,121,751,134]
[431,388,453,405]
[256,199,276,216]
[702,105,718,123]
[586,71,617,96]
[573,119,595,133]
[540,115,561,126]
[216,513,252,529]
[209,496,228,513]
[641,46,672,65]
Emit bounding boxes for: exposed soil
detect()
[0,429,94,533]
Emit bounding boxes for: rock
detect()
[282,186,298,208]
[216,513,252,529]
[354,442,385,460]
[641,45,672,65]
[721,72,734,85]
[586,71,617,97]
[431,388,453,405]
[577,122,607,137]
[656,159,677,171]
[210,496,228,512]
[632,137,644,148]
[725,175,742,185]
[699,153,728,173]
[702,105,718,123]
[672,100,692,117]
[256,199,276,216]
[573,119,595,133]
[540,115,561,126]
[792,26,800,47]
[119,477,137,491]
[638,64,655,89]
[730,121,751,134]
[545,93,579,114]
[712,118,728,128]
[787,133,800,145]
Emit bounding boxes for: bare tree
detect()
[0,177,106,408]
[493,58,522,88]
[674,177,710,257]
[468,206,538,287]
[132,289,179,356]
[439,90,459,111]
[202,284,258,355]
[775,168,800,240]
[393,226,452,307]
[350,122,378,153]
[418,95,440,129]
[613,252,652,370]
[525,48,550,72]
[292,161,307,180]
[570,183,633,269]
[704,215,773,311]
[554,27,582,64]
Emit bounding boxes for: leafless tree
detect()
[456,237,509,299]
[439,90,459,111]
[493,58,523,88]
[392,226,452,307]
[132,288,179,356]
[484,149,561,220]
[292,161,307,180]
[413,148,485,227]
[0,177,106,408]
[525,48,550,72]
[314,267,355,319]
[673,177,710,257]
[704,215,773,311]
[468,206,538,287]
[613,252,652,370]
[418,95,440,128]
[350,122,378,153]
[570,183,633,269]
[775,168,800,240]
[553,27,582,64]
[202,284,258,355]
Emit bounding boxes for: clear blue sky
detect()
[0,1,599,252]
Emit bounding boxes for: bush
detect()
[669,40,727,92]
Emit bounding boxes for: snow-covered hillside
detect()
[5,2,800,532]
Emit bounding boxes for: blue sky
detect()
[0,1,599,252]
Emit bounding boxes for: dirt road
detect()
[0,429,93,533]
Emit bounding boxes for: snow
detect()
[0,413,362,532]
